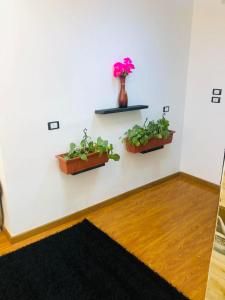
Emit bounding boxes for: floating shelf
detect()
[95,105,149,115]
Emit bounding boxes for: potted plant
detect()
[56,129,120,175]
[122,116,175,153]
[113,57,135,108]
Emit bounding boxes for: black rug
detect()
[0,220,188,300]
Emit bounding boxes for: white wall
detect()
[0,0,193,236]
[0,149,9,230]
[181,0,225,184]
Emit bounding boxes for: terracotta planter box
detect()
[126,130,175,154]
[56,152,109,175]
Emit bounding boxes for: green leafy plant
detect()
[122,116,170,147]
[64,129,120,161]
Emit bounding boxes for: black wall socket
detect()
[211,97,221,104]
[48,121,60,130]
[212,89,222,96]
[163,106,170,113]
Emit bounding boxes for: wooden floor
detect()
[0,174,219,300]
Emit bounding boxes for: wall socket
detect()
[212,89,222,96]
[163,106,170,113]
[48,121,60,130]
[211,97,221,104]
[211,88,222,104]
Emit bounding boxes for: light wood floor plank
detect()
[0,174,219,300]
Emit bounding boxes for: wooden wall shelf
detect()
[95,105,149,115]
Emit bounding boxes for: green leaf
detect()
[63,155,70,160]
[97,137,103,145]
[70,143,76,150]
[109,153,120,161]
[80,153,88,160]
[108,144,113,151]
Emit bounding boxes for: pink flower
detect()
[113,62,124,77]
[124,63,135,74]
[113,58,135,78]
[114,70,121,77]
[114,62,124,72]
[124,57,132,64]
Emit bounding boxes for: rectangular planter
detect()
[56,152,109,175]
[126,130,175,154]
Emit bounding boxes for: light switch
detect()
[163,106,170,113]
[211,97,221,104]
[48,121,60,130]
[212,89,222,96]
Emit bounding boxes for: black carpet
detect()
[0,220,188,300]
